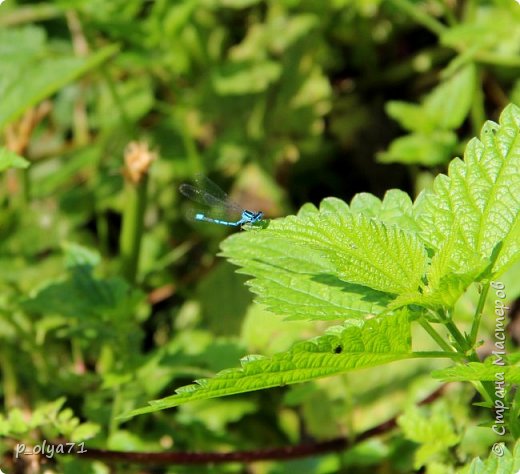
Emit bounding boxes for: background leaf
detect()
[0,147,30,172]
[432,362,520,384]
[0,29,119,129]
[424,64,476,130]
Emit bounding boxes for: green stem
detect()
[119,175,148,284]
[387,0,447,36]
[471,51,520,68]
[466,351,495,404]
[438,310,469,352]
[0,3,63,27]
[464,283,495,404]
[444,319,468,352]
[469,282,490,347]
[1,347,18,409]
[151,240,194,273]
[418,318,456,353]
[439,0,457,26]
[179,109,202,174]
[436,306,495,404]
[109,387,122,436]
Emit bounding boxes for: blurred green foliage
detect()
[0,0,519,472]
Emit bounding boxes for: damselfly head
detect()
[242,210,263,223]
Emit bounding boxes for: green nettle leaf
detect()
[415,104,520,279]
[0,147,30,172]
[22,244,144,340]
[0,398,100,440]
[393,223,489,308]
[122,105,520,418]
[219,196,427,320]
[349,190,419,231]
[392,105,520,307]
[121,310,412,417]
[432,362,520,384]
[398,405,460,469]
[457,440,520,474]
[221,217,389,320]
[267,212,428,294]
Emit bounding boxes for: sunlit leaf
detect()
[120,310,412,417]
[0,147,29,172]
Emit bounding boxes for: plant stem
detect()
[421,316,495,404]
[471,51,520,68]
[1,347,18,409]
[439,0,457,26]
[464,282,495,405]
[440,310,469,352]
[434,299,496,404]
[444,319,467,352]
[418,318,456,353]
[120,175,148,284]
[468,282,490,347]
[110,386,122,437]
[0,3,63,27]
[466,351,495,405]
[387,0,447,36]
[179,109,202,174]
